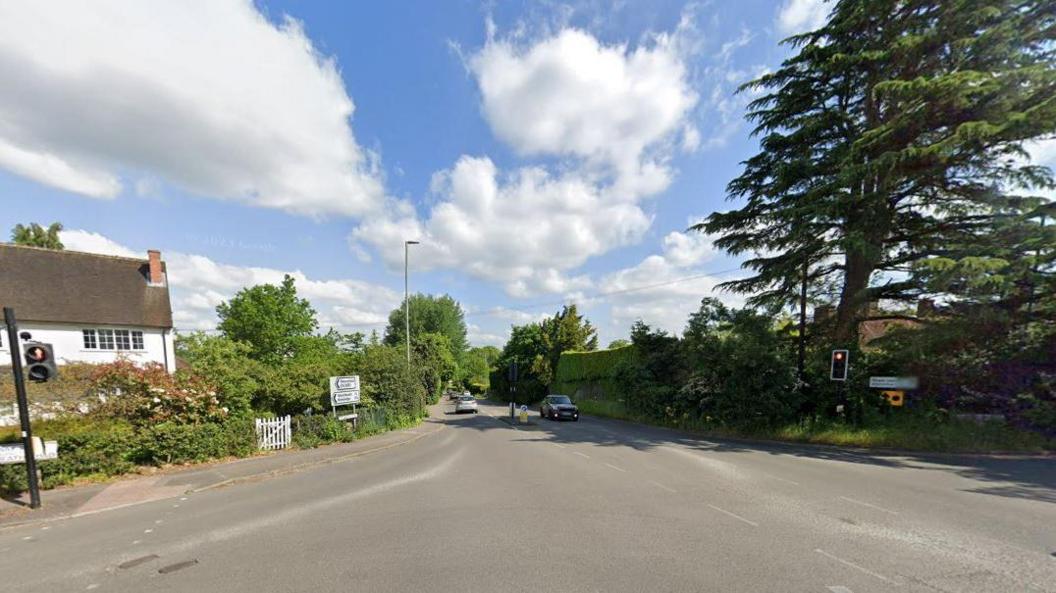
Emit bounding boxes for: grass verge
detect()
[576,399,1054,454]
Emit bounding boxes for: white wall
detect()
[0,322,175,373]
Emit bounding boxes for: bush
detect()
[292,414,355,448]
[134,419,256,464]
[89,361,228,425]
[175,333,264,414]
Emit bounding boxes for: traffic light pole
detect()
[4,307,41,509]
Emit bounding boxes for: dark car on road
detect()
[540,395,579,421]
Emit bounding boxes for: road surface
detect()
[1,400,1054,592]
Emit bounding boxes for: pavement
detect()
[0,417,443,527]
[1,400,1054,592]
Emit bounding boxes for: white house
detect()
[0,244,176,373]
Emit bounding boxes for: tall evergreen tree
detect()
[698,0,1056,343]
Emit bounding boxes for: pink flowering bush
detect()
[89,361,228,425]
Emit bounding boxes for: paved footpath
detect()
[1,401,1054,592]
[1,416,443,528]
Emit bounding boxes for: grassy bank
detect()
[576,399,1054,454]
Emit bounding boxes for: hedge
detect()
[551,346,635,400]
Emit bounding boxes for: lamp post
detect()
[404,240,419,364]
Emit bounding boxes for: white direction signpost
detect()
[330,375,361,424]
[868,376,919,390]
[330,375,361,406]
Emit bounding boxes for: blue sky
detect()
[0,0,837,346]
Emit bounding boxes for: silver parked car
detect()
[454,395,478,414]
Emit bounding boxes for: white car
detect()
[454,395,478,414]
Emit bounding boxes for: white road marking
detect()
[650,480,677,493]
[551,443,567,449]
[40,526,50,530]
[154,519,163,524]
[86,584,100,590]
[815,549,894,583]
[173,504,180,508]
[838,496,899,515]
[707,504,759,527]
[768,475,801,486]
[143,529,153,534]
[827,587,854,593]
[21,536,33,541]
[604,463,627,473]
[179,497,188,501]
[132,540,141,545]
[572,451,591,459]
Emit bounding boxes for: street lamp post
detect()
[404,240,419,364]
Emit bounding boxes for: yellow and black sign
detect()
[882,390,905,407]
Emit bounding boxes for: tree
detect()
[607,339,631,349]
[216,275,318,363]
[413,333,458,397]
[11,222,64,249]
[175,332,264,414]
[533,304,598,385]
[697,0,1056,344]
[458,346,500,388]
[384,294,468,355]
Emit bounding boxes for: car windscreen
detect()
[550,396,571,404]
[459,396,475,401]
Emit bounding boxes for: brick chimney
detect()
[147,249,165,285]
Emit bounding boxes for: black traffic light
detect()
[830,349,849,381]
[508,361,518,383]
[23,342,58,383]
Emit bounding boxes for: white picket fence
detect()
[255,415,291,450]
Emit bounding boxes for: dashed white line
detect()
[143,529,153,534]
[827,587,854,593]
[572,451,591,459]
[768,475,801,486]
[838,496,899,515]
[604,463,627,473]
[815,548,894,583]
[650,480,677,493]
[86,584,100,590]
[551,442,567,449]
[707,504,759,527]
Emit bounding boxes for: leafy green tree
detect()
[533,304,598,385]
[459,346,500,388]
[11,222,64,249]
[413,333,458,398]
[384,294,468,355]
[698,0,1056,344]
[216,275,318,363]
[607,339,630,349]
[175,333,264,414]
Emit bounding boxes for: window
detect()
[114,329,131,350]
[132,331,144,350]
[98,329,115,350]
[82,329,97,349]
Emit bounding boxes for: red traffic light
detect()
[26,346,47,363]
[834,352,844,360]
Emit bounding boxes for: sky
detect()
[0,0,1052,348]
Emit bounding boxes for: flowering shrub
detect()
[89,361,228,425]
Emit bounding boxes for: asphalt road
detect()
[1,400,1054,592]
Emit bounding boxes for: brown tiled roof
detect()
[0,244,173,328]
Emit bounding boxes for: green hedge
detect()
[552,346,635,400]
[0,416,256,492]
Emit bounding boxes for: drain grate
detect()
[158,559,198,574]
[118,555,158,570]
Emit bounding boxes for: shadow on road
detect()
[436,400,1056,505]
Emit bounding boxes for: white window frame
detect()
[98,329,115,350]
[83,329,98,349]
[114,329,131,350]
[131,330,144,350]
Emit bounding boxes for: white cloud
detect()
[60,229,140,258]
[0,1,384,217]
[61,229,401,333]
[353,23,699,296]
[352,156,650,296]
[597,229,739,337]
[776,0,830,36]
[470,27,698,191]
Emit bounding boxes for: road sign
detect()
[869,376,918,390]
[881,390,905,407]
[0,438,58,465]
[329,375,361,406]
